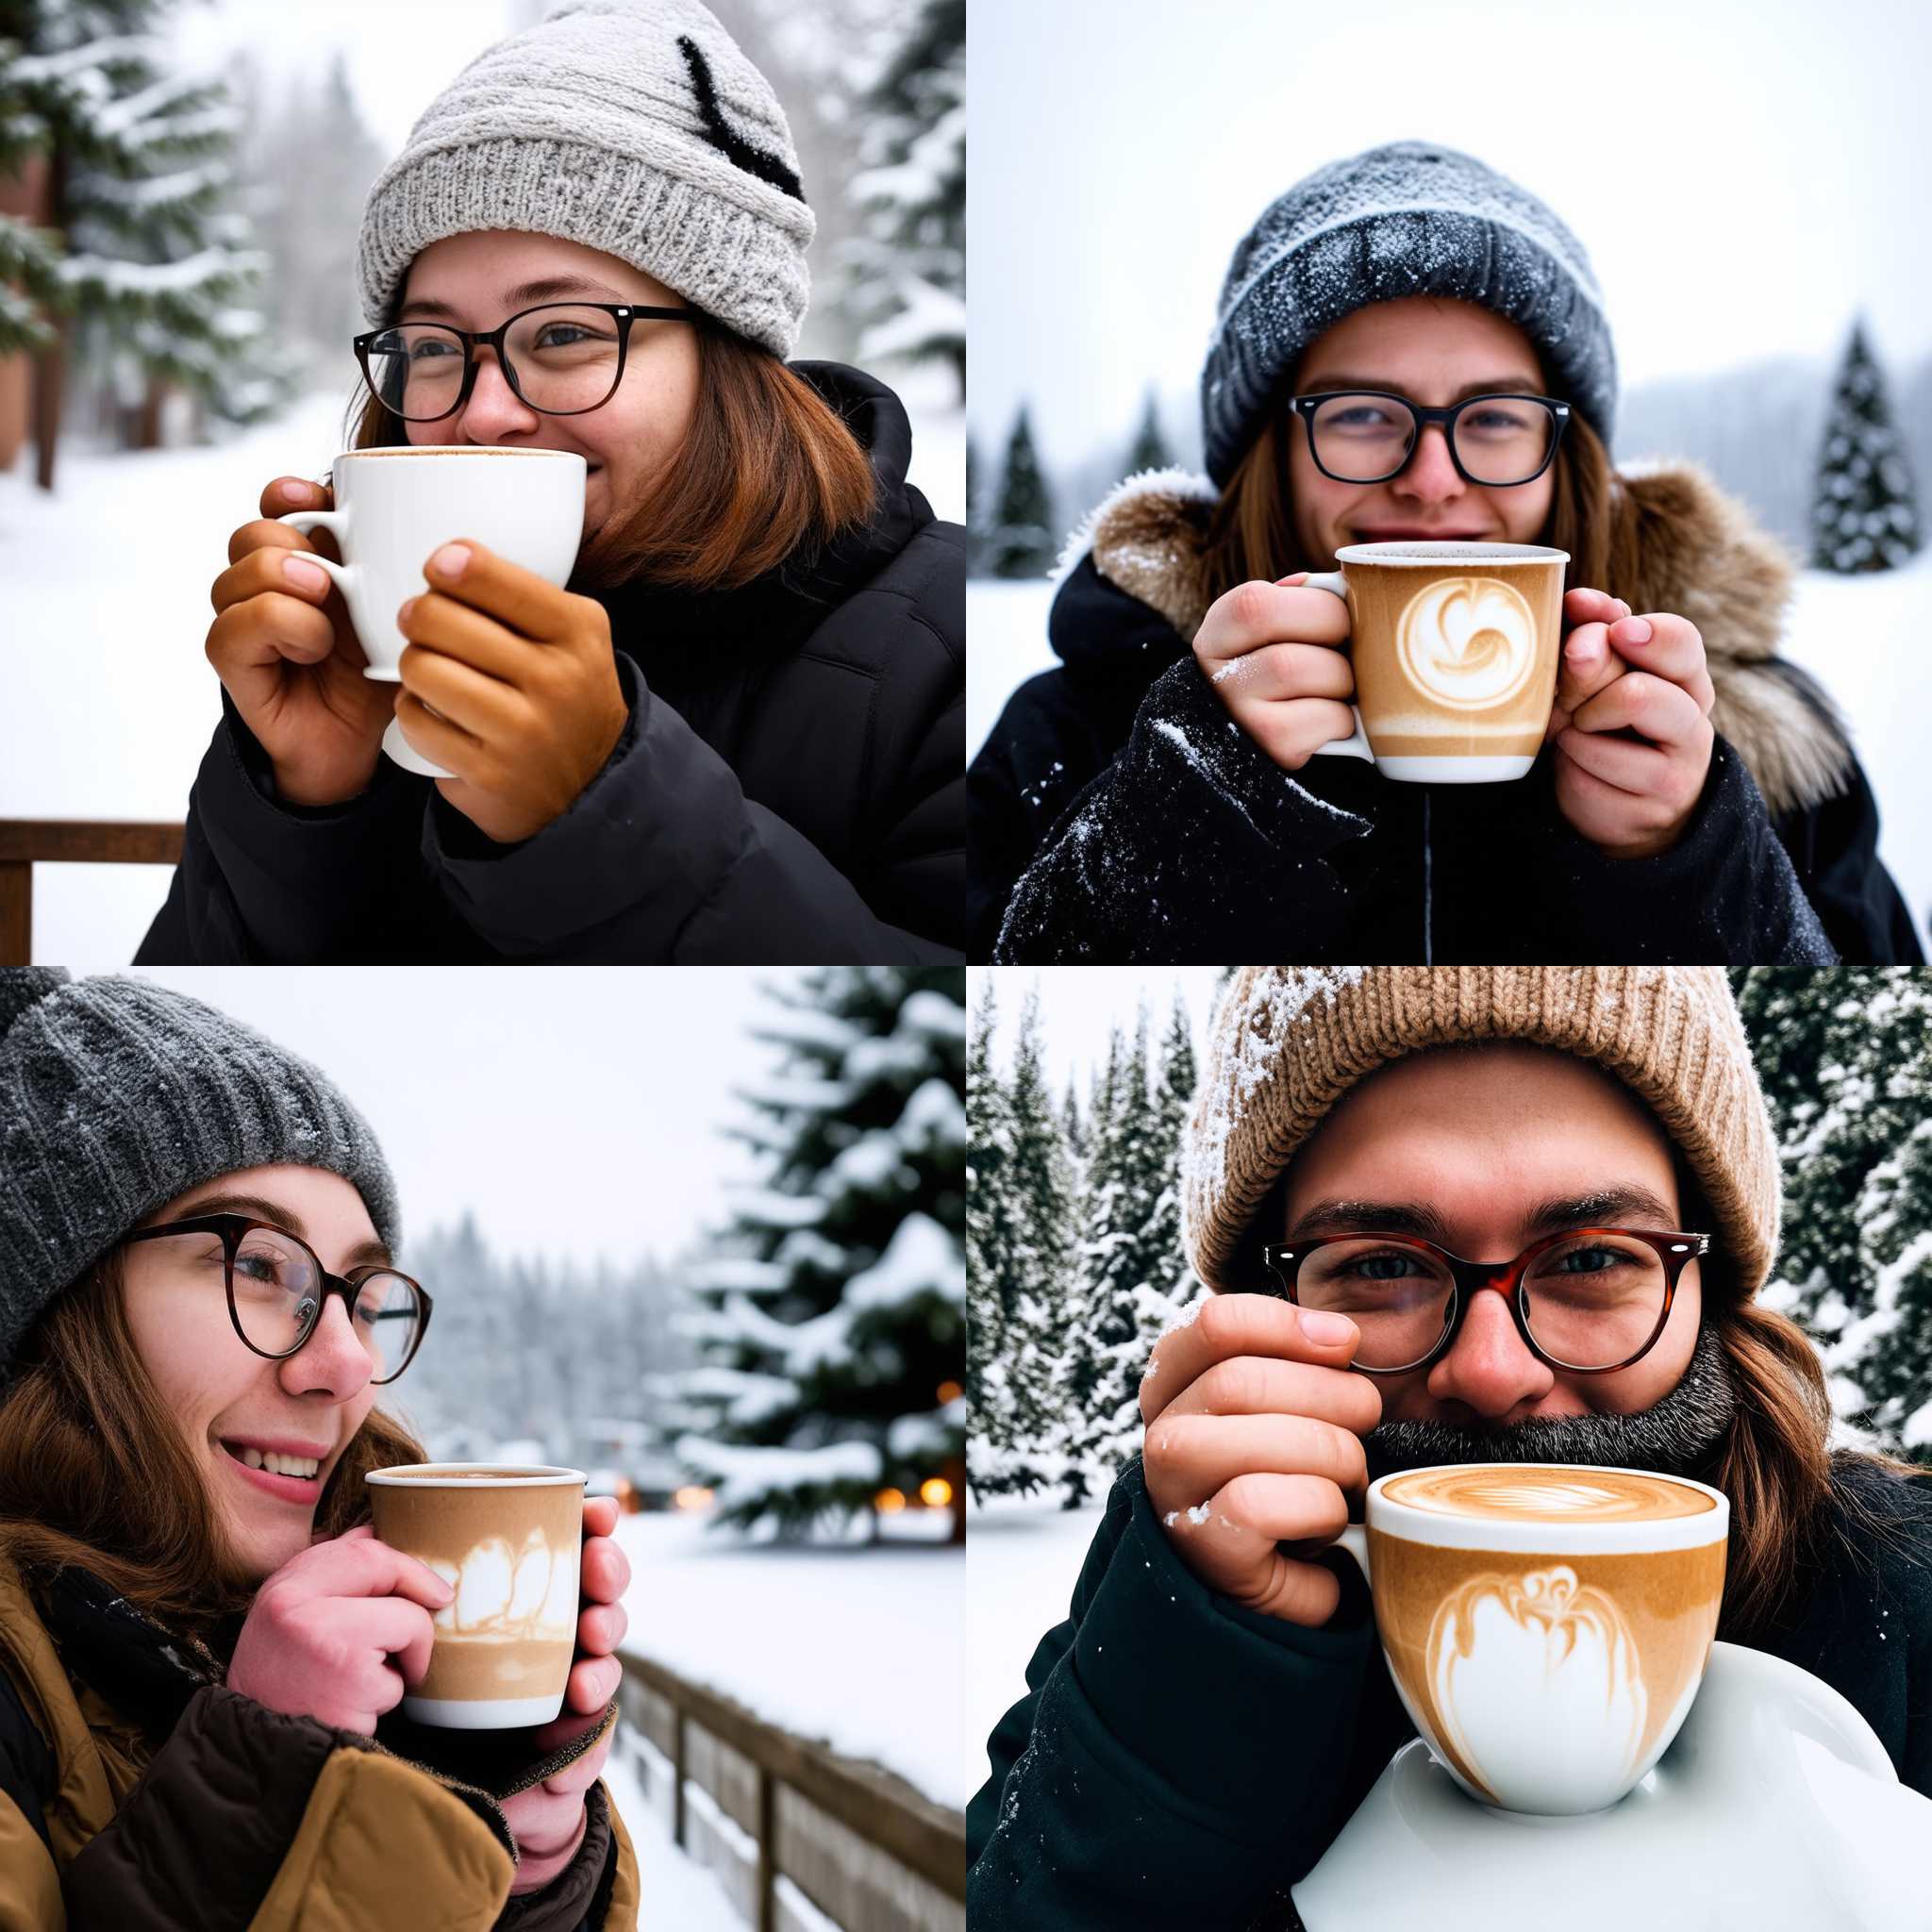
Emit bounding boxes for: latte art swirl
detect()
[1395,576,1538,710]
[1383,1467,1715,1522]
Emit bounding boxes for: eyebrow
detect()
[1297,374,1544,403]
[1282,1186,1683,1248]
[398,275,634,322]
[160,1190,393,1272]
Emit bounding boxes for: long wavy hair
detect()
[1200,391,1645,608]
[340,318,877,597]
[0,1249,430,1658]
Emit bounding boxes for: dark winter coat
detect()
[0,1551,635,1928]
[965,1449,1932,1932]
[137,363,964,966]
[970,465,1921,965]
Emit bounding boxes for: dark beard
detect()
[1361,1321,1737,1486]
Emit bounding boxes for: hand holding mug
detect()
[1191,573,1356,772]
[395,540,629,845]
[205,477,397,806]
[1140,1293,1381,1628]
[499,1493,630,1895]
[1549,587,1716,860]
[226,1524,455,1735]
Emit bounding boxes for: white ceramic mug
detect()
[276,446,587,779]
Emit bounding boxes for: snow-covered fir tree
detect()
[841,0,962,397]
[5,0,287,484]
[991,404,1057,578]
[966,980,1019,1499]
[1126,387,1175,476]
[1810,319,1923,574]
[674,970,967,1540]
[1063,999,1199,1495]
[1060,1073,1086,1163]
[1732,968,1932,1459]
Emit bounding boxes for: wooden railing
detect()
[0,819,183,963]
[617,1651,964,1932]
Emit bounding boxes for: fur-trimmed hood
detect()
[1059,462,1854,819]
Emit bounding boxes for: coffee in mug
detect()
[276,446,587,779]
[365,1462,587,1728]
[1330,1462,1728,1814]
[1300,541,1568,782]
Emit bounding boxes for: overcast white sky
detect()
[968,0,1932,472]
[132,968,794,1269]
[970,966,1226,1100]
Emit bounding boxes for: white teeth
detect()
[230,1444,320,1478]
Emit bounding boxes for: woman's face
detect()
[1280,1044,1702,1432]
[121,1165,388,1585]
[396,228,703,547]
[1286,295,1556,566]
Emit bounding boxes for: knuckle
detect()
[1198,1356,1260,1415]
[1228,579,1276,636]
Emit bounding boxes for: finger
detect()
[304,1534,455,1613]
[1141,1293,1360,1425]
[1572,671,1707,750]
[532,1700,617,1757]
[1204,580,1348,660]
[1606,614,1716,715]
[583,1496,621,1539]
[422,540,573,642]
[398,643,529,744]
[331,1596,440,1687]
[1557,724,1677,796]
[398,590,535,687]
[213,544,336,619]
[1162,1351,1383,1436]
[1561,587,1624,628]
[541,1731,614,1798]
[1146,1410,1372,1503]
[1207,640,1354,706]
[563,1653,625,1714]
[260,475,330,519]
[208,593,337,669]
[394,691,488,777]
[580,1537,628,1605]
[576,1600,628,1655]
[1553,622,1624,716]
[1239,697,1362,773]
[1170,1471,1353,1624]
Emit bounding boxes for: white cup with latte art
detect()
[1328,1462,1729,1815]
[1299,541,1568,782]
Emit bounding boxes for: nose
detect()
[1425,1279,1553,1417]
[453,344,540,440]
[282,1291,375,1398]
[1391,422,1465,504]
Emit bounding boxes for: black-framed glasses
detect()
[125,1213,431,1385]
[353,300,707,424]
[1289,390,1571,487]
[1260,1227,1708,1375]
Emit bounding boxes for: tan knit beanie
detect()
[1184,967,1779,1299]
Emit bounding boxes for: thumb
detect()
[1555,622,1624,717]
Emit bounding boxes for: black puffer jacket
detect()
[138,363,963,965]
[971,468,1920,966]
[966,1449,1932,1932]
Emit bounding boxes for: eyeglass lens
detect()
[363,305,624,422]
[1292,1233,1668,1371]
[227,1226,424,1381]
[1308,392,1557,486]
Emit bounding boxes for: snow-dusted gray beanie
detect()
[358,0,813,358]
[0,970,400,1393]
[1201,140,1616,486]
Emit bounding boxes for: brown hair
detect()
[0,1251,428,1657]
[1200,405,1645,607]
[341,324,877,595]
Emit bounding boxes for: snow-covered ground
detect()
[0,375,963,967]
[968,554,1932,955]
[963,1491,1108,1809]
[609,1506,966,1813]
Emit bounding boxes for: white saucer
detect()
[1291,1641,1929,1931]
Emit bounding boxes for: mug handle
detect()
[274,508,358,604]
[1331,1522,1370,1583]
[1298,569,1374,761]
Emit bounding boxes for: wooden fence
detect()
[0,819,184,963]
[616,1653,964,1932]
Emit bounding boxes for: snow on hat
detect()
[358,0,813,359]
[0,970,400,1394]
[1200,140,1616,486]
[1183,967,1778,1301]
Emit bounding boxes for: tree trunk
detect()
[945,1455,966,1545]
[31,137,70,492]
[136,373,167,451]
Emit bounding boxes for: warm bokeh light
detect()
[920,1477,953,1507]
[936,1380,962,1403]
[874,1488,908,1512]
[673,1485,715,1511]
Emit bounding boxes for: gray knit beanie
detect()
[1201,140,1616,486]
[358,0,813,358]
[0,970,400,1393]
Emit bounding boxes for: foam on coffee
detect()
[1383,1467,1715,1523]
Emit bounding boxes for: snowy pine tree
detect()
[5,0,287,485]
[675,970,967,1540]
[991,404,1057,578]
[1733,968,1932,1460]
[1060,1073,1086,1163]
[841,0,962,397]
[966,979,1026,1501]
[1126,387,1174,476]
[1810,319,1923,574]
